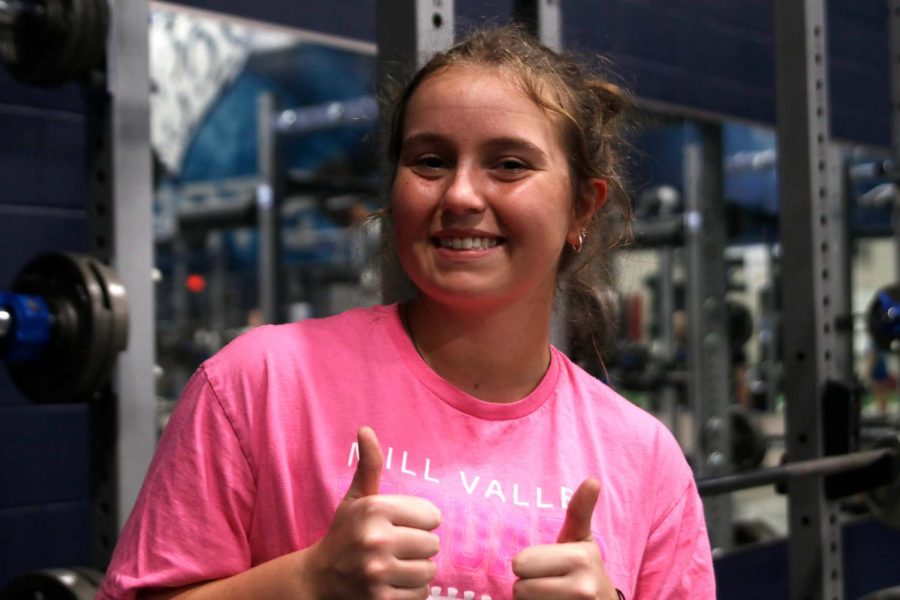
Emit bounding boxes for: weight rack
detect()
[85,0,155,570]
[775,1,855,598]
[0,0,156,578]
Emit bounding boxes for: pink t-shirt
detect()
[99,304,714,599]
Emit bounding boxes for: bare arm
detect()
[137,548,313,599]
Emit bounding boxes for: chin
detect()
[414,281,519,311]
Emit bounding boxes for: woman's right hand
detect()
[301,427,442,599]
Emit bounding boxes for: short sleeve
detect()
[633,478,716,599]
[98,367,256,600]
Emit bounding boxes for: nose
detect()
[440,163,486,216]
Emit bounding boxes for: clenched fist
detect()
[512,478,619,600]
[304,427,442,599]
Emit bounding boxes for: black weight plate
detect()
[726,300,754,348]
[80,253,129,389]
[7,252,128,403]
[65,254,127,398]
[700,406,767,473]
[0,0,68,85]
[9,253,106,402]
[0,568,100,600]
[0,0,107,86]
[60,254,120,397]
[53,0,89,81]
[56,0,106,82]
[85,0,109,76]
[731,407,766,472]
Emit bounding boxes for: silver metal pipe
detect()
[275,96,377,136]
[697,448,896,496]
[0,308,11,340]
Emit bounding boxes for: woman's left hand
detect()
[511,478,620,600]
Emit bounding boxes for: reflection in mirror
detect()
[150,3,379,412]
[612,112,896,549]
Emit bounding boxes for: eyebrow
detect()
[400,132,447,150]
[485,136,547,159]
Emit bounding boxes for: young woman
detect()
[99,26,715,600]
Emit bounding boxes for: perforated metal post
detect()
[891,0,900,278]
[657,195,679,439]
[512,0,562,51]
[774,2,844,598]
[827,146,853,382]
[683,122,732,553]
[86,0,155,568]
[376,0,454,303]
[257,92,283,323]
[376,0,454,87]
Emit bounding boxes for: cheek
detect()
[391,186,427,249]
[503,193,573,244]
[391,174,435,224]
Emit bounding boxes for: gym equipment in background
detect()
[0,567,103,600]
[0,0,108,86]
[0,252,128,403]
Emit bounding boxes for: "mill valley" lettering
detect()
[347,441,575,510]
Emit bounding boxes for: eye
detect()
[492,158,531,177]
[410,154,449,176]
[418,155,446,169]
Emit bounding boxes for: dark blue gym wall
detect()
[0,74,92,582]
[0,0,893,591]
[173,0,890,147]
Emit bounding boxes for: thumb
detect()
[345,426,384,499]
[557,478,600,543]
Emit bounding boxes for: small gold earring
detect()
[572,228,586,253]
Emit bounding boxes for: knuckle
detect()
[571,544,594,568]
[362,558,390,582]
[359,528,391,552]
[361,495,387,516]
[571,577,597,600]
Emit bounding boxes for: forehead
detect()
[404,66,564,144]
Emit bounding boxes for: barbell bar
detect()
[697,447,895,496]
[697,435,900,528]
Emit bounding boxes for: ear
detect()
[568,178,608,243]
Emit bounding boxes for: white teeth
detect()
[439,237,498,250]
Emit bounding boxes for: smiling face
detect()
[391,66,585,312]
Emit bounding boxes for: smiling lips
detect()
[433,236,504,250]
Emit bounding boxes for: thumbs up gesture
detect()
[511,478,619,599]
[304,427,442,598]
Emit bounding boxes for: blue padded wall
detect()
[714,518,900,598]
[0,68,91,587]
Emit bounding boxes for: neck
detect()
[403,295,555,403]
